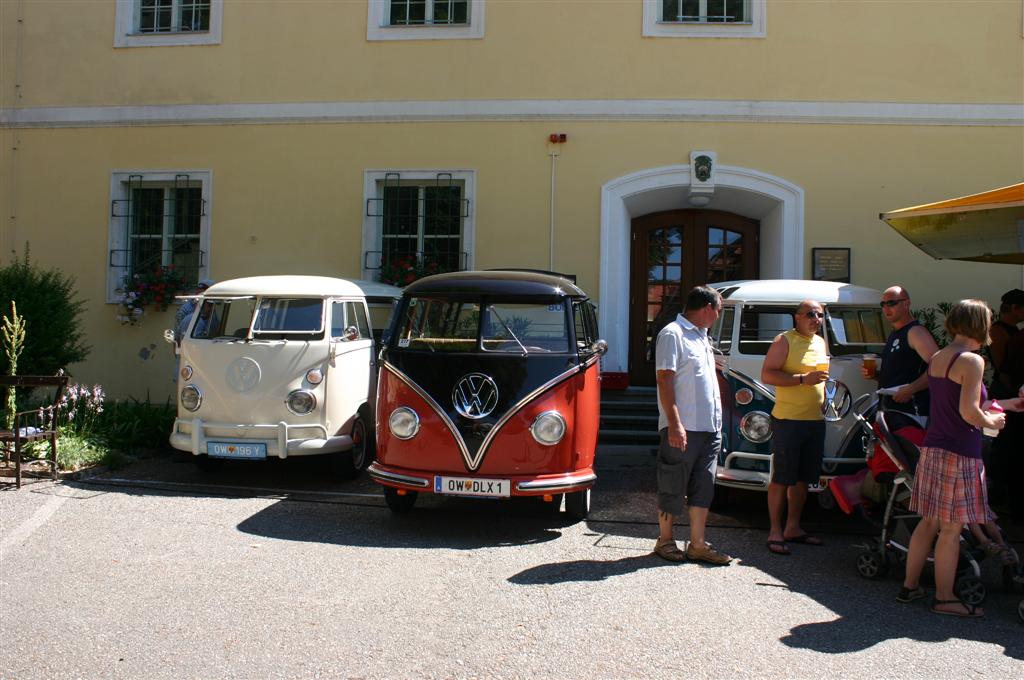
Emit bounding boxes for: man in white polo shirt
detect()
[653,285,731,565]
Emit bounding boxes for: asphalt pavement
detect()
[1,447,1022,679]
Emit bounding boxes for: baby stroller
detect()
[833,393,991,607]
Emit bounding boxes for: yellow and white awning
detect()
[880,183,1024,265]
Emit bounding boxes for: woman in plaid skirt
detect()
[898,300,1024,617]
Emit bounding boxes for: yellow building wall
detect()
[3,119,1022,399]
[3,1,1022,106]
[2,1,1023,399]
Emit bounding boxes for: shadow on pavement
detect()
[235,494,571,550]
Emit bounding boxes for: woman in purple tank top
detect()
[899,300,1023,617]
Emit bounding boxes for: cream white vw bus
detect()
[167,275,401,478]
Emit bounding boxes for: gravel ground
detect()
[1,450,1021,679]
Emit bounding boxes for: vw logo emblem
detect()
[822,378,852,422]
[452,373,499,420]
[226,357,261,393]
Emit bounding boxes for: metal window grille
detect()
[389,0,469,26]
[661,0,748,23]
[110,174,206,283]
[138,0,210,34]
[364,173,469,275]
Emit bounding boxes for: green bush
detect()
[912,302,954,347]
[93,396,175,454]
[0,246,89,377]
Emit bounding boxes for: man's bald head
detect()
[883,286,911,302]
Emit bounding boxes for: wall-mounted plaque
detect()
[812,247,851,283]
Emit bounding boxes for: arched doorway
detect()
[599,164,804,383]
[628,209,759,385]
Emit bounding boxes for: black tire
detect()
[332,412,371,481]
[195,455,224,472]
[955,575,986,606]
[383,487,418,513]
[856,550,889,579]
[565,488,591,520]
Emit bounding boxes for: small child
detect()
[969,519,1018,565]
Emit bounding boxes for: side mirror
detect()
[591,339,608,356]
[344,325,361,342]
[163,328,176,344]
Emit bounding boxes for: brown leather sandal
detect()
[653,539,687,562]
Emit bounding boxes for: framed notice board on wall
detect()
[812,247,851,283]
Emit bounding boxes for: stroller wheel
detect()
[856,550,889,579]
[954,575,986,606]
[1003,565,1019,593]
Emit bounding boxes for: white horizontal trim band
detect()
[2,99,1021,128]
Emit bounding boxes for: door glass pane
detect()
[645,227,685,361]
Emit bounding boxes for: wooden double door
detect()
[628,209,759,386]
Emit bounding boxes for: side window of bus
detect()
[711,306,735,353]
[331,301,348,339]
[332,301,370,341]
[574,301,600,352]
[349,302,370,340]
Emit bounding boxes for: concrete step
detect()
[600,413,658,427]
[598,428,660,445]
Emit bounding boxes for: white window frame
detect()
[643,0,765,38]
[361,169,476,280]
[107,170,213,303]
[366,0,485,41]
[114,0,224,48]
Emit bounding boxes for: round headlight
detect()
[180,365,193,382]
[305,368,324,385]
[739,411,772,443]
[286,390,317,415]
[389,407,420,440]
[735,388,754,406]
[180,385,202,412]
[531,411,566,446]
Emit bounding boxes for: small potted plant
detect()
[116,265,190,325]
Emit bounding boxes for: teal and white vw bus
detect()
[709,280,887,501]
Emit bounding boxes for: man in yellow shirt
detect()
[760,300,829,556]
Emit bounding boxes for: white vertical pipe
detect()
[549,151,557,271]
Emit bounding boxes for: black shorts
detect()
[657,429,720,514]
[770,417,825,486]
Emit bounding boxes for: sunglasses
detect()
[879,299,908,308]
[803,311,825,319]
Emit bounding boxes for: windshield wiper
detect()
[488,305,528,356]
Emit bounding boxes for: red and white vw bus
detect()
[368,270,606,519]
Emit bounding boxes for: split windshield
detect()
[394,297,571,353]
[711,304,888,356]
[191,297,325,340]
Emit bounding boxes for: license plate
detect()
[434,476,510,498]
[207,442,267,459]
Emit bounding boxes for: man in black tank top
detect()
[865,286,939,418]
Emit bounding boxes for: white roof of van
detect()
[712,279,882,305]
[203,276,402,299]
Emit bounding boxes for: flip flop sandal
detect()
[767,540,791,556]
[653,540,687,562]
[896,586,926,603]
[784,533,824,546]
[931,598,983,618]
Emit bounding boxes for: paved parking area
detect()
[1,449,1022,678]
